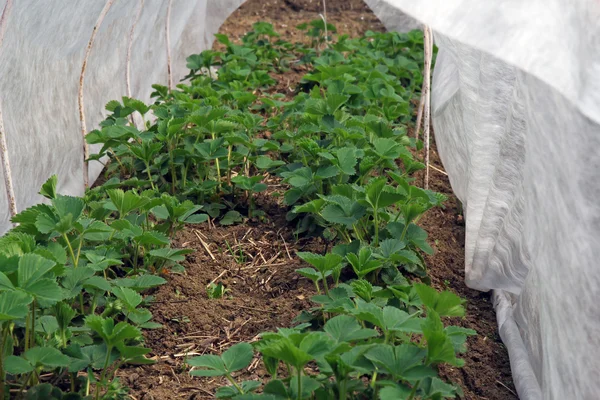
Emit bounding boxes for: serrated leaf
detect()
[112,287,142,311]
[324,315,378,343]
[414,284,465,317]
[222,342,254,372]
[0,291,32,321]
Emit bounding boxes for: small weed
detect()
[206,282,230,299]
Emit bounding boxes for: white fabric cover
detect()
[367,1,600,399]
[0,0,245,234]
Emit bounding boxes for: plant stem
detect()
[30,300,36,350]
[63,234,78,268]
[399,221,410,242]
[321,273,330,297]
[373,211,380,246]
[407,380,421,400]
[79,292,85,315]
[145,161,156,191]
[168,145,177,194]
[338,378,347,400]
[225,373,244,394]
[96,345,113,400]
[0,324,8,400]
[24,309,30,351]
[297,367,303,400]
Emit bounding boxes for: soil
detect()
[123,1,518,399]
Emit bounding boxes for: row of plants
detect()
[0,21,470,400]
[171,22,471,400]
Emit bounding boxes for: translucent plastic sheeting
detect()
[0,0,245,234]
[369,1,600,399]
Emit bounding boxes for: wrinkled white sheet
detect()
[369,1,600,399]
[0,0,244,234]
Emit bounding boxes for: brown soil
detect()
[124,1,518,399]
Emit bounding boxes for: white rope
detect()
[0,0,16,222]
[423,25,433,189]
[79,0,115,189]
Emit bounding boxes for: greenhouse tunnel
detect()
[0,0,597,399]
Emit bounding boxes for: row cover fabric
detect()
[371,1,600,399]
[0,0,244,234]
[3,0,595,399]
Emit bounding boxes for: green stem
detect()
[321,273,330,297]
[227,146,232,186]
[352,223,364,243]
[399,222,410,242]
[18,370,34,398]
[225,373,244,394]
[373,211,380,246]
[407,380,421,400]
[168,145,177,194]
[0,325,7,400]
[63,234,77,268]
[24,309,30,351]
[339,378,347,400]
[30,300,36,350]
[314,280,321,295]
[297,367,303,400]
[109,149,127,176]
[70,372,76,393]
[371,371,379,399]
[96,345,113,400]
[75,236,84,269]
[79,293,85,315]
[145,161,156,191]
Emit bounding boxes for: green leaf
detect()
[379,384,412,400]
[112,287,142,311]
[188,354,227,377]
[53,195,85,223]
[297,252,342,275]
[365,343,428,379]
[420,377,459,398]
[0,291,31,320]
[24,279,63,304]
[446,326,477,353]
[299,332,335,358]
[220,210,243,226]
[148,248,193,263]
[0,272,15,291]
[289,376,321,399]
[383,306,422,333]
[335,147,357,175]
[107,189,148,216]
[4,355,33,374]
[324,315,378,342]
[346,247,382,279]
[295,268,321,282]
[261,338,313,370]
[222,342,254,372]
[414,284,465,317]
[422,311,464,367]
[39,176,58,200]
[18,253,56,288]
[22,347,70,370]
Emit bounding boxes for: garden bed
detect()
[123,1,517,400]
